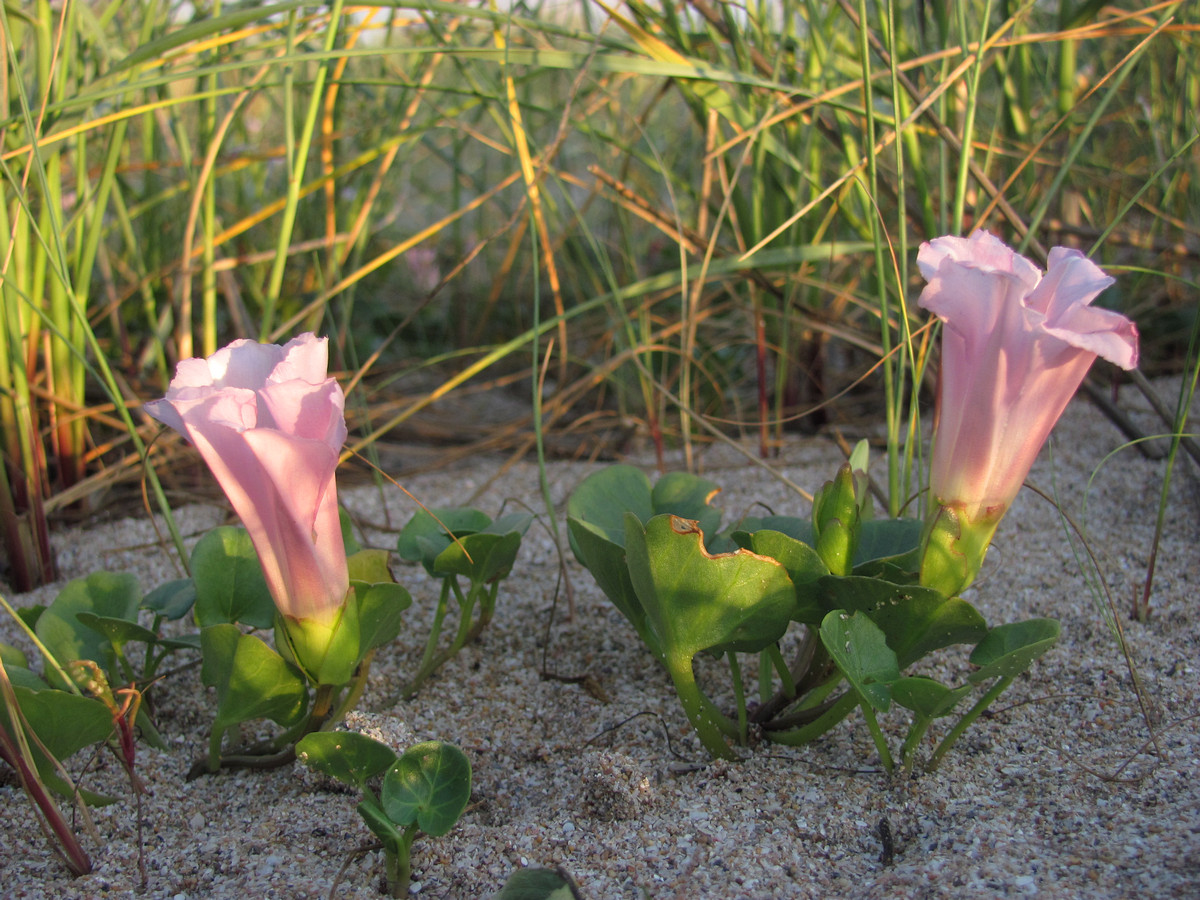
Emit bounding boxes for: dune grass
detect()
[0,0,1195,576]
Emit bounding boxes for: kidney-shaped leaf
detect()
[892,676,971,719]
[968,618,1060,683]
[819,610,899,712]
[191,526,276,629]
[854,519,923,569]
[651,471,723,540]
[381,740,472,837]
[4,686,114,769]
[36,572,141,687]
[732,529,828,624]
[296,730,399,791]
[567,465,654,552]
[624,513,794,659]
[396,508,492,571]
[566,517,660,659]
[433,531,523,584]
[200,624,308,732]
[817,575,987,668]
[141,578,196,620]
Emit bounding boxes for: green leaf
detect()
[732,530,828,624]
[141,578,196,620]
[567,465,654,551]
[352,581,412,658]
[651,471,723,540]
[4,665,48,691]
[819,610,899,712]
[346,548,394,585]
[75,613,159,648]
[339,507,362,556]
[1,687,115,789]
[296,731,399,791]
[728,514,813,546]
[36,572,141,687]
[567,466,725,556]
[191,527,276,629]
[433,531,523,584]
[16,604,45,632]
[624,513,794,658]
[487,512,535,536]
[381,741,472,837]
[200,625,308,732]
[816,576,988,667]
[566,517,661,659]
[968,619,1061,683]
[493,867,583,900]
[396,508,492,571]
[156,633,202,651]
[1,643,29,669]
[854,518,923,569]
[891,677,971,719]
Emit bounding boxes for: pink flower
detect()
[146,334,349,625]
[921,234,1137,528]
[917,232,1138,525]
[914,232,1139,597]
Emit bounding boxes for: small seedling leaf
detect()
[381,741,472,837]
[296,731,399,791]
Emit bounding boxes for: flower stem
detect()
[766,642,797,698]
[327,651,375,724]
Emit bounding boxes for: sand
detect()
[2,379,1198,899]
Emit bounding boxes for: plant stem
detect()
[664,653,739,760]
[859,702,894,774]
[327,651,375,724]
[900,714,933,773]
[727,651,748,745]
[385,824,419,898]
[765,690,858,746]
[927,676,1012,771]
[766,643,797,698]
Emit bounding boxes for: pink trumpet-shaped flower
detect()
[146,334,349,626]
[916,232,1138,595]
[918,231,1138,520]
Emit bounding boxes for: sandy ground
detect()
[2,379,1198,899]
